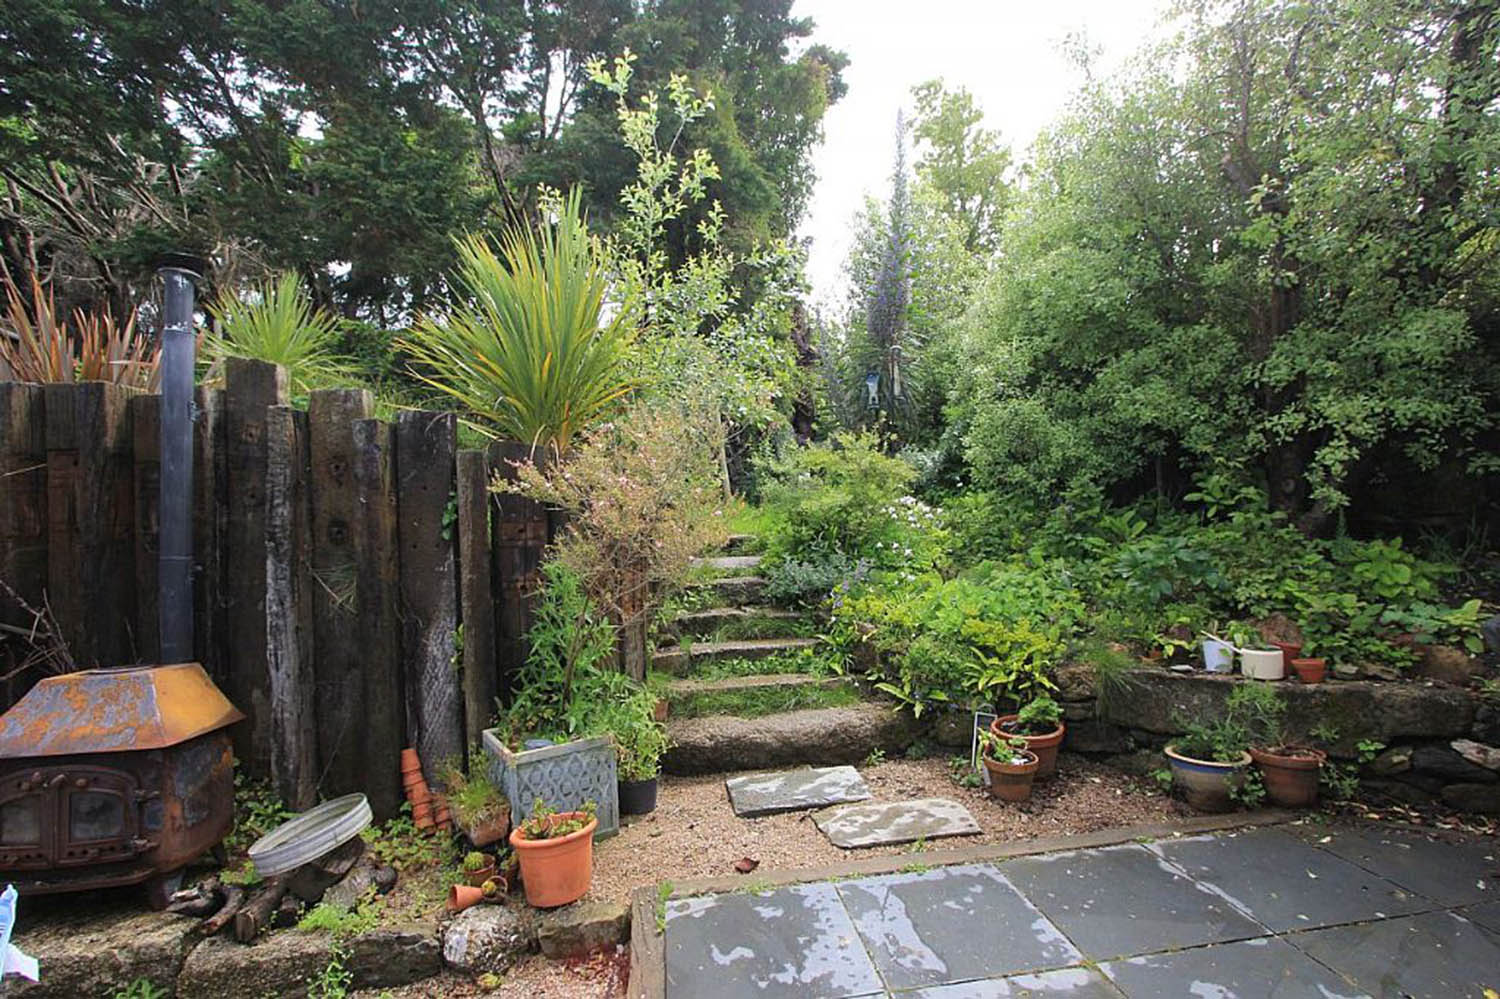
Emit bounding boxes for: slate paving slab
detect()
[1149,827,1426,931]
[726,765,872,817]
[816,797,981,849]
[1289,823,1498,907]
[663,882,883,999]
[905,967,1124,997]
[1461,900,1500,936]
[999,844,1266,959]
[1102,936,1369,998]
[1290,909,1500,999]
[837,864,1080,990]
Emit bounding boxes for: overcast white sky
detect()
[792,0,1170,311]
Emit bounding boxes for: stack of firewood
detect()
[167,837,397,943]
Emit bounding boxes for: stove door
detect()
[0,779,51,870]
[55,767,141,867]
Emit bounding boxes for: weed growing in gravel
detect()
[655,880,674,933]
[111,981,166,999]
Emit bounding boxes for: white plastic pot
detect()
[1240,648,1285,681]
[1201,639,1234,673]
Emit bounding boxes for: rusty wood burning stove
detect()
[0,662,242,907]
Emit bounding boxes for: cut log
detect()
[196,884,245,936]
[166,880,223,917]
[273,894,302,929]
[285,835,366,904]
[234,877,289,943]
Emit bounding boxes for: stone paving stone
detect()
[1289,823,1498,907]
[999,844,1265,959]
[1290,909,1500,999]
[663,882,883,999]
[1149,827,1426,931]
[816,797,981,849]
[838,864,1080,991]
[904,966,1125,997]
[725,764,872,817]
[1462,900,1500,936]
[1101,936,1369,998]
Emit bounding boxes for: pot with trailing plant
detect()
[991,695,1065,779]
[1235,681,1326,806]
[510,799,599,908]
[1163,694,1254,812]
[979,731,1041,802]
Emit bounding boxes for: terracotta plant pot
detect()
[652,698,669,723]
[1164,745,1252,813]
[981,749,1040,802]
[509,812,598,908]
[434,799,453,832]
[480,875,508,902]
[1271,642,1303,673]
[401,747,422,774]
[1249,745,1326,808]
[447,883,484,913]
[991,716,1066,779]
[1291,658,1327,685]
[462,812,512,849]
[463,858,497,888]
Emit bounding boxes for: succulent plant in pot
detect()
[460,849,497,887]
[979,731,1040,802]
[509,798,598,908]
[990,695,1065,779]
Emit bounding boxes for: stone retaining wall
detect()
[1049,666,1500,816]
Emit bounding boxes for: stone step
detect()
[671,605,807,639]
[688,575,767,606]
[665,673,854,718]
[651,637,820,676]
[662,702,923,776]
[724,533,758,553]
[690,554,763,574]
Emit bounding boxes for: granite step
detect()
[688,575,768,606]
[651,637,820,676]
[662,702,923,775]
[664,673,855,719]
[690,554,764,574]
[671,605,807,640]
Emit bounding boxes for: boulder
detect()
[1450,739,1500,772]
[1254,613,1304,645]
[1409,745,1498,784]
[1052,663,1096,702]
[1362,778,1435,806]
[927,707,973,749]
[1357,662,1403,682]
[347,924,442,989]
[534,901,630,960]
[1332,663,1360,681]
[177,931,332,999]
[441,905,532,975]
[1414,645,1485,686]
[1482,614,1500,655]
[663,703,922,775]
[11,908,197,999]
[1368,745,1413,776]
[1061,700,1095,722]
[1474,702,1500,745]
[1441,783,1500,815]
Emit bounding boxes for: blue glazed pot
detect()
[1164,745,1251,813]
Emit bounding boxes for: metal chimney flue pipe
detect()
[158,266,198,663]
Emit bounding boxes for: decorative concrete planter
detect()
[1164,745,1252,813]
[481,729,619,839]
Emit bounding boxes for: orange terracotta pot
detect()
[509,813,597,909]
[1291,658,1327,685]
[401,747,423,774]
[991,716,1066,779]
[447,883,484,912]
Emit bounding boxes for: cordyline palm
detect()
[1,274,158,389]
[402,190,637,454]
[205,272,350,395]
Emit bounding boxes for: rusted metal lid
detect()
[0,663,245,758]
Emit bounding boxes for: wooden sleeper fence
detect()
[0,361,548,817]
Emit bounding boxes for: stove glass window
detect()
[69,791,125,841]
[0,798,39,845]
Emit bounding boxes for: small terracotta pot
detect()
[464,858,497,887]
[1249,745,1326,807]
[653,698,669,723]
[1271,642,1303,674]
[992,716,1066,779]
[434,799,453,831]
[447,883,484,913]
[510,812,597,908]
[480,875,508,901]
[407,785,432,807]
[1291,658,1327,685]
[400,747,423,774]
[982,749,1040,802]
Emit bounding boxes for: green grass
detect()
[695,615,819,642]
[670,680,860,719]
[692,647,840,680]
[722,501,776,549]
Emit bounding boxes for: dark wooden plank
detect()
[307,388,374,803]
[488,441,548,702]
[0,383,48,708]
[44,382,136,665]
[455,449,497,754]
[395,410,462,774]
[265,405,318,809]
[130,393,161,662]
[354,418,403,819]
[223,359,289,774]
[194,387,229,690]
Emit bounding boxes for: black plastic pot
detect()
[618,777,659,816]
